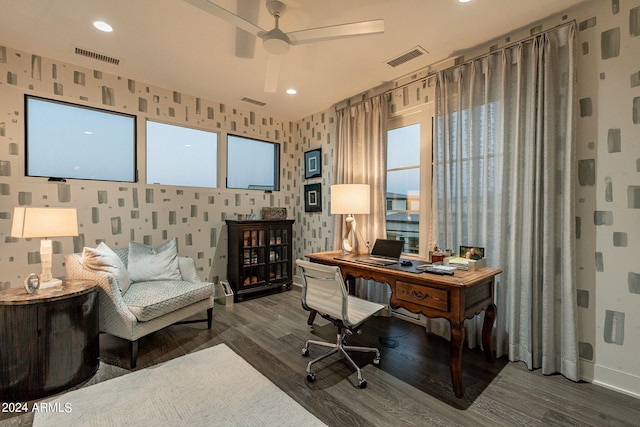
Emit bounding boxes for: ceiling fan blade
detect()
[287,19,384,45]
[183,0,266,36]
[236,27,256,58]
[235,0,261,58]
[264,55,282,93]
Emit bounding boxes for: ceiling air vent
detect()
[240,96,267,107]
[74,46,120,65]
[386,46,428,68]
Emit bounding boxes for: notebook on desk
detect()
[336,239,404,266]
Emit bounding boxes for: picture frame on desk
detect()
[304,149,321,179]
[304,183,322,212]
[460,245,484,260]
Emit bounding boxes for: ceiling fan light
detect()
[263,30,290,55]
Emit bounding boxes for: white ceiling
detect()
[0,0,590,121]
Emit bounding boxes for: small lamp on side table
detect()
[330,184,370,254]
[11,207,79,289]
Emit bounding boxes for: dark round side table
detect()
[0,280,99,402]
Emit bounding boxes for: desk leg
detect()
[345,274,356,296]
[450,322,465,398]
[482,303,497,362]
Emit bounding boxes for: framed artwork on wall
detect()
[304,183,322,212]
[304,148,322,179]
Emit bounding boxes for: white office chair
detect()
[297,259,385,388]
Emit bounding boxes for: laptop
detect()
[337,239,404,266]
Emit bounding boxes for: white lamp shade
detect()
[330,184,370,215]
[11,207,79,238]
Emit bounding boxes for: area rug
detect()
[33,344,326,426]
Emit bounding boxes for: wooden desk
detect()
[305,251,501,398]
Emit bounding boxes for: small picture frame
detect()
[459,245,485,260]
[304,183,322,212]
[304,148,322,179]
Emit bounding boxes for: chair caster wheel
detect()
[358,379,367,389]
[373,356,381,366]
[302,348,309,357]
[307,372,316,382]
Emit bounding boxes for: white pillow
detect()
[127,238,182,283]
[82,242,132,295]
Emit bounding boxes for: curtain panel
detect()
[334,94,388,250]
[334,95,391,303]
[433,23,579,380]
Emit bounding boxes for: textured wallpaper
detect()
[0,0,637,396]
[0,46,298,288]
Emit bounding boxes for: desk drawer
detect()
[396,281,449,312]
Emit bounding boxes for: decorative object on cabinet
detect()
[304,148,322,179]
[226,219,294,301]
[304,183,322,212]
[24,273,40,294]
[11,207,79,288]
[261,207,287,220]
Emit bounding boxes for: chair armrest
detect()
[178,257,202,282]
[65,253,137,338]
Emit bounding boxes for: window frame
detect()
[226,134,280,191]
[24,94,137,183]
[386,103,433,258]
[145,119,219,188]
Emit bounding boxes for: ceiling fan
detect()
[183,0,385,92]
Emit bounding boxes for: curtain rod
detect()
[333,20,575,110]
[383,20,576,96]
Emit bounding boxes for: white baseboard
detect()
[592,363,640,399]
[580,359,594,383]
[292,274,303,289]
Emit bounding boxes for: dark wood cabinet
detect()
[0,280,99,402]
[226,219,294,301]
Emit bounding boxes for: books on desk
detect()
[416,264,456,275]
[444,256,486,271]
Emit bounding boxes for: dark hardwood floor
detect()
[2,287,639,426]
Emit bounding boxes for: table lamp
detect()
[11,207,79,288]
[330,184,370,254]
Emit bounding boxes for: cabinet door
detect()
[38,291,99,393]
[0,304,38,399]
[268,225,290,282]
[241,228,266,287]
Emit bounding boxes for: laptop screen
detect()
[370,239,404,259]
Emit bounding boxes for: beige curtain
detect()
[334,94,389,302]
[433,23,578,379]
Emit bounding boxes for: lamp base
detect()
[40,278,63,289]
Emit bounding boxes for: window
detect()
[227,135,280,191]
[385,105,433,256]
[146,120,218,188]
[25,95,136,183]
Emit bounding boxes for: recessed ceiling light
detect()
[458,0,472,3]
[93,21,113,32]
[286,88,297,95]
